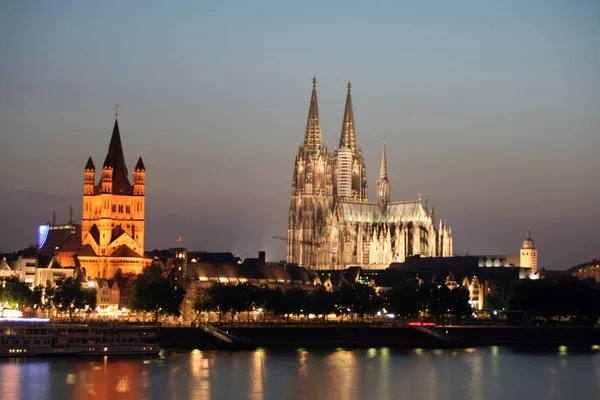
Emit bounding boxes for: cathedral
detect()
[287,79,453,270]
[77,109,151,278]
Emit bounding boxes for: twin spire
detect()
[303,78,358,153]
[339,81,357,151]
[303,77,323,151]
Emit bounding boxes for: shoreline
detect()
[156,325,600,350]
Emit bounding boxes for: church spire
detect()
[102,112,132,193]
[377,138,390,212]
[302,77,323,151]
[339,81,357,151]
[379,137,388,180]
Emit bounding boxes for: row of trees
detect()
[0,264,186,323]
[509,277,600,324]
[193,280,473,323]
[0,275,97,320]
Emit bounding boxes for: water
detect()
[0,347,598,400]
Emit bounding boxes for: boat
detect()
[0,317,160,357]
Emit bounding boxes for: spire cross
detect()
[312,77,317,87]
[347,81,352,91]
[114,103,119,119]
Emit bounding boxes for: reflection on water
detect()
[0,347,599,400]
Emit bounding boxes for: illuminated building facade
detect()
[288,79,453,270]
[519,229,538,273]
[78,111,150,278]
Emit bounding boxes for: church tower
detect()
[334,82,368,202]
[287,78,334,268]
[520,228,538,273]
[376,139,390,212]
[79,107,150,278]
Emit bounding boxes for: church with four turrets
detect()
[287,79,453,270]
[77,110,151,278]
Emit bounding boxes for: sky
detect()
[0,1,599,270]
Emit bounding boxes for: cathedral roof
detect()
[340,201,429,223]
[339,82,358,151]
[102,119,133,194]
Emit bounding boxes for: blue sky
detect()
[1,1,599,269]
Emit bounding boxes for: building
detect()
[520,229,538,273]
[90,279,121,310]
[38,208,82,267]
[78,110,151,279]
[34,257,78,287]
[566,256,600,282]
[287,79,453,270]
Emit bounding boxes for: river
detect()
[0,347,598,400]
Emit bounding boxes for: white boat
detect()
[0,318,160,357]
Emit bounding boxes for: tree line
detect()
[0,275,97,320]
[193,280,473,323]
[508,276,600,325]
[0,264,185,323]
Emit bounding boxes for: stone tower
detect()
[287,78,334,268]
[79,110,149,278]
[520,229,538,273]
[333,82,368,202]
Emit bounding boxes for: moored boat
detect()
[0,318,160,357]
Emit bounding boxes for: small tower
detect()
[376,138,390,212]
[520,228,538,273]
[133,157,146,196]
[84,157,95,195]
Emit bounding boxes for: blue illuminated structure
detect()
[38,224,50,249]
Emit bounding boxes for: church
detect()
[287,79,453,270]
[77,108,151,278]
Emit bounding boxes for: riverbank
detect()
[156,325,600,349]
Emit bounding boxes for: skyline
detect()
[1,1,599,269]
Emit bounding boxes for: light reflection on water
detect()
[0,347,598,400]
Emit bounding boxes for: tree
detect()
[0,276,33,310]
[49,276,97,321]
[350,284,382,321]
[448,287,472,319]
[308,287,336,322]
[283,287,310,322]
[112,270,137,308]
[483,295,505,312]
[131,264,186,322]
[334,283,356,322]
[387,279,421,319]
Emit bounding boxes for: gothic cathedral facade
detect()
[78,112,151,278]
[287,79,453,270]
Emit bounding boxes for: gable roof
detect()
[110,245,141,258]
[77,244,98,257]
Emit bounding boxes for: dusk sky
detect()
[1,1,598,270]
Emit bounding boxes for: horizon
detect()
[1,1,599,270]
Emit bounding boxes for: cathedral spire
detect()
[379,137,388,180]
[377,138,390,212]
[339,81,357,151]
[302,77,323,151]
